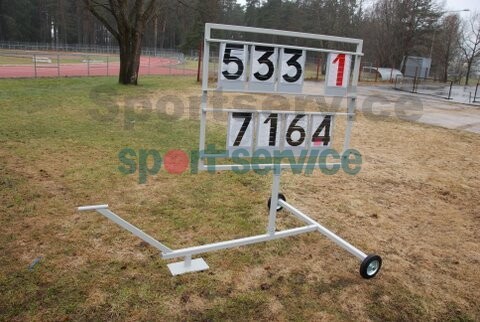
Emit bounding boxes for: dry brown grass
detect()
[0,77,479,321]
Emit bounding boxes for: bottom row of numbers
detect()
[227,112,335,154]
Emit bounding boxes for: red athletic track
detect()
[0,56,196,78]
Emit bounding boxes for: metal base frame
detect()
[78,173,380,278]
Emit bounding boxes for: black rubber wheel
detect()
[360,254,382,279]
[267,193,286,211]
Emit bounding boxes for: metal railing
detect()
[0,41,192,60]
[0,49,198,79]
[394,76,480,104]
[394,75,454,100]
[474,82,480,103]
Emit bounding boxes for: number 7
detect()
[232,113,253,146]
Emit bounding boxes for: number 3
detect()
[253,46,275,81]
[282,49,303,83]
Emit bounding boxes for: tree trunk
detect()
[442,48,450,83]
[118,30,143,85]
[442,64,448,83]
[83,0,162,85]
[465,59,473,86]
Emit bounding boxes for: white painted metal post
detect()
[199,94,208,170]
[198,26,211,171]
[184,255,192,267]
[202,25,212,89]
[267,173,281,235]
[343,41,363,153]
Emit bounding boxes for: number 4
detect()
[312,115,332,146]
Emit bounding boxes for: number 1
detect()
[333,54,346,86]
[264,113,278,146]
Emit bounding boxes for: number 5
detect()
[222,44,245,80]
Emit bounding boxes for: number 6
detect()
[286,114,306,147]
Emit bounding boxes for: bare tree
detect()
[460,12,480,85]
[362,0,441,69]
[83,0,163,85]
[433,14,461,82]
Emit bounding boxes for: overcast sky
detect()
[236,0,479,13]
[445,0,479,13]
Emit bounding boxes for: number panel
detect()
[227,112,254,154]
[256,112,283,151]
[325,53,352,96]
[248,46,278,92]
[219,43,248,90]
[310,115,335,149]
[227,112,336,156]
[278,48,306,93]
[217,43,311,94]
[284,114,308,150]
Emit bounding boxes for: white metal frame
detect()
[78,24,381,278]
[77,200,368,276]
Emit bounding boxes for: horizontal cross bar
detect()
[206,23,363,47]
[162,225,317,259]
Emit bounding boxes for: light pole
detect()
[429,9,470,58]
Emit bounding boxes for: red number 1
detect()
[333,54,346,86]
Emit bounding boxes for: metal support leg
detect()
[267,173,281,235]
[278,200,367,261]
[184,255,192,267]
[278,200,382,279]
[77,205,172,254]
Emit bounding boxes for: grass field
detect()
[1,76,479,321]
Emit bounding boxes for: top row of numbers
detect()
[218,43,305,93]
[217,43,352,95]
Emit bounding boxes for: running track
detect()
[0,56,196,78]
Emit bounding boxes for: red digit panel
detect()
[333,54,346,86]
